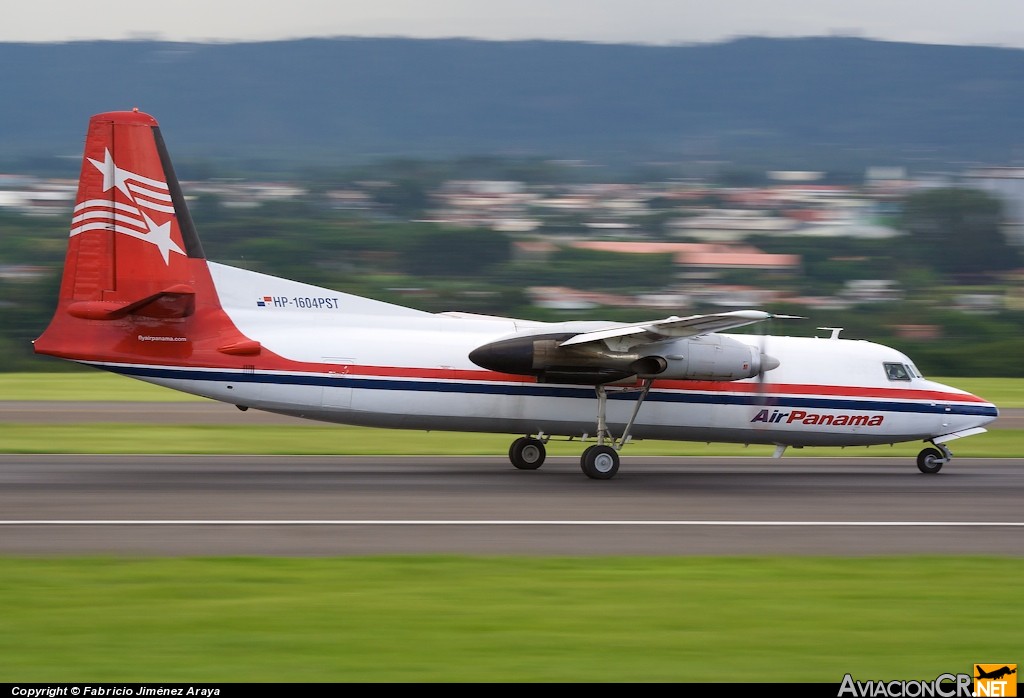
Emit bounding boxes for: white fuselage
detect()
[94,263,998,448]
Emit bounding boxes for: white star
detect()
[84,149,185,266]
[140,212,185,264]
[87,148,134,199]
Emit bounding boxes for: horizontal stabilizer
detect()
[67,284,196,320]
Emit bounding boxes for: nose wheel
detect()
[917,442,952,474]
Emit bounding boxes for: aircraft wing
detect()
[558,310,794,348]
[469,309,799,383]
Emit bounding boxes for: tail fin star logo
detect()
[69,148,185,264]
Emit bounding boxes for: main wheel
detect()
[917,447,944,474]
[580,444,620,480]
[509,437,546,470]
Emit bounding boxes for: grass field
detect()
[0,373,1018,683]
[0,556,1019,682]
[0,372,207,402]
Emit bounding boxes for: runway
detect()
[2,454,1022,555]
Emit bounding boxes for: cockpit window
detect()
[884,362,911,381]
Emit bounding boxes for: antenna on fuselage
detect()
[818,327,843,340]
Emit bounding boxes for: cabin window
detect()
[884,362,911,381]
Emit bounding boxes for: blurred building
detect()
[962,167,1024,245]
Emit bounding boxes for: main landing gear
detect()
[509,436,546,470]
[506,379,653,480]
[917,441,952,474]
[580,444,620,480]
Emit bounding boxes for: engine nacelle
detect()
[645,334,777,380]
[469,332,777,384]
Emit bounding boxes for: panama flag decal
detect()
[69,148,185,265]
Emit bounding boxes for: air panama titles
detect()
[752,408,885,427]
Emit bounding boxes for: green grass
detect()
[0,556,1018,682]
[1,372,1020,406]
[0,372,206,401]
[937,377,1023,408]
[0,423,1014,457]
[0,372,1017,682]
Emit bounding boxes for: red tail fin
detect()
[57,109,203,309]
[35,110,258,365]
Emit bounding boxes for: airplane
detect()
[33,109,999,479]
[975,666,1017,681]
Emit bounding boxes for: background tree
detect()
[403,228,512,278]
[900,188,1020,276]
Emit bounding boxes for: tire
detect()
[580,444,620,480]
[509,437,546,470]
[917,447,944,474]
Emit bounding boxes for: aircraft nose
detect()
[964,391,999,427]
[927,380,999,432]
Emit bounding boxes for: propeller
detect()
[755,317,773,410]
[753,313,802,409]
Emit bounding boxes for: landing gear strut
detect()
[917,442,952,474]
[504,379,654,480]
[579,379,653,480]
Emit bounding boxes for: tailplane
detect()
[35,110,258,365]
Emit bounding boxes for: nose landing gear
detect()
[917,442,952,474]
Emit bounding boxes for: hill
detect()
[2,36,1024,171]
